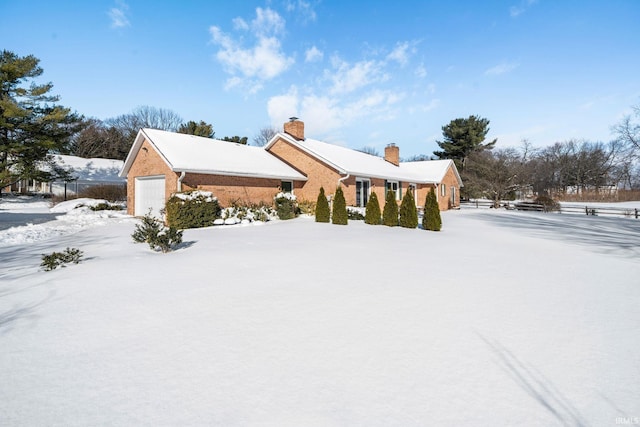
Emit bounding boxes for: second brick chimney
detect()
[284,117,305,141]
[384,143,399,166]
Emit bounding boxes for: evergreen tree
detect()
[382,188,398,226]
[364,191,381,225]
[433,115,496,172]
[315,187,330,222]
[399,190,418,228]
[331,186,348,225]
[1,50,82,189]
[177,120,215,138]
[422,188,442,231]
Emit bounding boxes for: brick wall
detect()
[125,139,177,215]
[181,174,283,207]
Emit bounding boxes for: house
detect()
[265,118,463,211]
[119,128,308,217]
[4,154,124,197]
[119,121,462,218]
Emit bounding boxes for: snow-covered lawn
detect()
[1,197,639,426]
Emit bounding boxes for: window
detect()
[386,181,401,200]
[441,183,446,197]
[356,178,370,207]
[281,181,293,193]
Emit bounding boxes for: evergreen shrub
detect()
[41,247,84,271]
[165,190,221,229]
[132,212,183,252]
[423,188,442,231]
[347,208,365,220]
[399,190,418,228]
[315,187,330,222]
[332,186,348,225]
[274,192,297,220]
[364,192,381,225]
[382,188,398,226]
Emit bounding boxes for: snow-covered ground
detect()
[1,196,639,426]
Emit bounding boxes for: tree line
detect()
[2,50,639,200]
[432,114,640,205]
[0,51,277,190]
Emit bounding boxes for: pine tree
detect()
[1,50,82,189]
[315,187,330,223]
[422,188,442,231]
[382,188,398,226]
[399,190,418,228]
[364,191,381,225]
[331,186,348,225]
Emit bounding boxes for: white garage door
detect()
[135,175,166,218]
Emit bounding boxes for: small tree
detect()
[423,188,442,231]
[332,186,348,225]
[132,212,183,252]
[364,192,381,225]
[399,190,418,228]
[382,188,398,226]
[315,187,330,222]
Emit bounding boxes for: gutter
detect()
[337,173,350,187]
[177,171,186,192]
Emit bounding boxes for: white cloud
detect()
[510,0,538,17]
[108,1,130,28]
[285,0,317,23]
[484,61,519,76]
[408,99,440,114]
[415,64,428,78]
[209,8,294,93]
[328,58,389,94]
[267,86,300,126]
[387,41,413,66]
[305,46,323,63]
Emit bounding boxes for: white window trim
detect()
[281,180,293,194]
[386,180,400,200]
[356,177,371,207]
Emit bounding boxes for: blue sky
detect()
[2,0,639,157]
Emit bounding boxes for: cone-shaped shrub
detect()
[399,190,418,228]
[382,188,398,226]
[364,192,381,225]
[422,188,442,231]
[315,187,330,223]
[332,186,348,225]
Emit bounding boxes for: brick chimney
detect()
[283,117,305,140]
[384,143,399,166]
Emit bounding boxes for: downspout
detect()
[337,173,350,187]
[177,171,186,192]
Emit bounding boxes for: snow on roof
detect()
[120,129,307,181]
[52,155,125,182]
[270,133,459,184]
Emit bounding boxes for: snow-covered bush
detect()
[315,187,330,223]
[297,199,316,216]
[347,207,365,220]
[41,247,84,271]
[274,192,297,220]
[132,212,183,253]
[165,190,221,229]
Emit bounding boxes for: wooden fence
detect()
[461,200,640,219]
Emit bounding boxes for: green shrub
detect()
[364,192,381,225]
[165,190,221,229]
[382,188,398,226]
[315,187,330,223]
[132,212,183,253]
[332,186,348,225]
[41,247,84,271]
[274,192,297,220]
[347,208,365,220]
[423,188,442,231]
[399,190,418,228]
[89,202,123,211]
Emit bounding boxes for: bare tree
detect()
[253,126,279,147]
[356,146,380,156]
[613,105,640,152]
[464,148,525,207]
